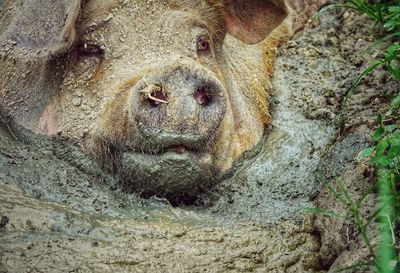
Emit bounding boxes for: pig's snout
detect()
[130,63,227,149]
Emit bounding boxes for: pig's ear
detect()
[222,0,288,44]
[0,0,81,130]
[0,0,81,57]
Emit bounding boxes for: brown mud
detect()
[1,7,398,273]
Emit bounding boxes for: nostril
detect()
[148,88,167,107]
[194,89,212,106]
[141,85,168,108]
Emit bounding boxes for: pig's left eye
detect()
[196,35,211,53]
[76,41,104,56]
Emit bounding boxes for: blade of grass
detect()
[356,184,377,207]
[338,60,385,126]
[333,262,375,273]
[336,178,376,257]
[317,174,350,208]
[306,207,352,219]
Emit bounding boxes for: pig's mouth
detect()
[166,144,189,154]
[123,143,204,156]
[121,126,213,158]
[118,143,216,205]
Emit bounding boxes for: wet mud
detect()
[1,7,397,273]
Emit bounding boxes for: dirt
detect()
[0,6,398,273]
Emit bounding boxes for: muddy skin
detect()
[1,2,398,273]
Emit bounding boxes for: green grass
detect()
[315,1,400,272]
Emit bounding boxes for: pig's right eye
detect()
[76,41,104,56]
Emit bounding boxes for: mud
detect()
[0,6,397,273]
[1,184,321,273]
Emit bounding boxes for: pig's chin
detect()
[118,146,217,205]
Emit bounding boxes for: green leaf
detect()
[391,93,400,112]
[371,155,391,167]
[385,124,398,133]
[386,44,400,55]
[373,127,385,141]
[376,113,383,125]
[388,6,400,13]
[394,129,400,138]
[356,147,375,161]
[387,64,400,81]
[375,137,389,155]
[390,93,400,112]
[384,21,395,31]
[387,143,400,159]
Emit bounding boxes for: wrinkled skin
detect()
[0,0,289,202]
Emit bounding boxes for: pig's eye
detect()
[76,41,104,56]
[196,35,211,53]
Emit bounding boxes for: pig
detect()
[0,0,289,203]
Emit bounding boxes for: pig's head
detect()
[0,0,288,203]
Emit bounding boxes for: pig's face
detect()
[0,0,288,202]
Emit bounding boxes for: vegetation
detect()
[316,0,400,272]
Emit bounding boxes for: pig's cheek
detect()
[36,102,58,136]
